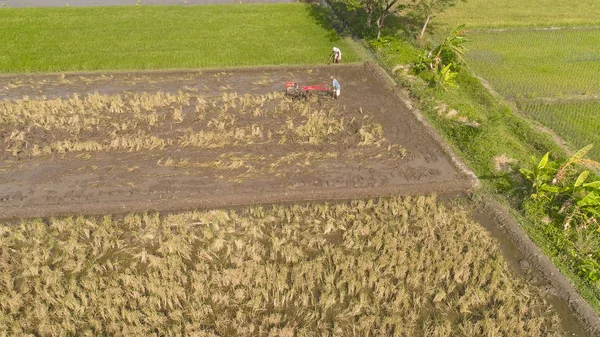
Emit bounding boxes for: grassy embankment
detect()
[0,4,361,73]
[0,196,567,335]
[328,0,600,313]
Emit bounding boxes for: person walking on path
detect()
[329,47,342,64]
[330,76,340,99]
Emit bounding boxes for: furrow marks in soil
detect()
[0,65,473,219]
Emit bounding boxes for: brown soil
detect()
[0,64,474,220]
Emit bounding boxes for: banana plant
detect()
[555,144,594,184]
[411,24,467,90]
[559,147,600,230]
[429,24,467,71]
[434,63,458,90]
[519,152,563,200]
[572,177,600,230]
[521,145,600,230]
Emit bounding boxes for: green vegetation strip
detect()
[437,0,600,28]
[0,4,360,73]
[0,196,565,335]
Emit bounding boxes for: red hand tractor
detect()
[285,82,332,99]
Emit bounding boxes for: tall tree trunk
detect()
[366,9,373,28]
[419,15,431,40]
[376,13,386,40]
[375,0,397,40]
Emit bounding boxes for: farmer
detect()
[330,47,342,64]
[330,76,340,99]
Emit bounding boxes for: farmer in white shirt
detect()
[331,47,342,64]
[330,76,340,99]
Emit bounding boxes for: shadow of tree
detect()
[386,11,423,40]
[318,1,422,40]
[304,3,348,42]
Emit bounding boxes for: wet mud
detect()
[0,65,474,219]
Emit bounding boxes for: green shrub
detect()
[520,145,600,285]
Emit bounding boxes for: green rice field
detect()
[437,0,600,28]
[463,28,600,159]
[465,28,600,99]
[0,4,360,73]
[518,101,600,160]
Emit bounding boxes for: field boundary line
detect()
[0,180,472,221]
[469,25,600,33]
[479,196,600,335]
[517,95,600,104]
[474,75,576,152]
[0,0,297,7]
[0,62,366,78]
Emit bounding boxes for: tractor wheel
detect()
[286,87,302,98]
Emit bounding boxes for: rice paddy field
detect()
[0,1,596,334]
[436,1,600,161]
[0,65,474,219]
[0,63,590,335]
[465,29,600,99]
[0,195,583,336]
[464,28,600,160]
[0,4,360,73]
[437,0,600,28]
[517,101,600,160]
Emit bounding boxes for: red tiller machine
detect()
[285,82,331,98]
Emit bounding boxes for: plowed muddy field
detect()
[0,64,473,219]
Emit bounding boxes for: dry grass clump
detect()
[0,91,189,133]
[293,110,345,144]
[157,154,260,183]
[0,196,564,336]
[1,91,399,160]
[269,151,338,174]
[494,154,517,173]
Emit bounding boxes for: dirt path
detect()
[0,65,474,219]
